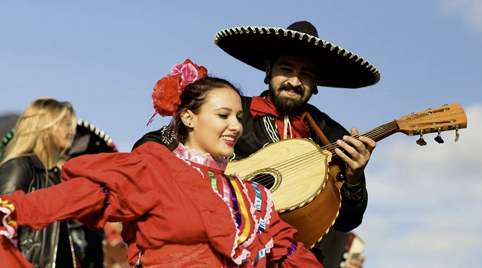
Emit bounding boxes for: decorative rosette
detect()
[148,59,208,124]
[0,198,18,246]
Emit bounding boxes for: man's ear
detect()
[264,60,271,84]
[180,110,195,128]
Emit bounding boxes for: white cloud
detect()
[438,0,482,33]
[354,104,482,268]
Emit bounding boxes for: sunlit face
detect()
[267,55,317,114]
[53,111,76,151]
[184,87,243,158]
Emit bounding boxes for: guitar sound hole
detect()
[252,173,275,190]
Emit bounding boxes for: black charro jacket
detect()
[133,93,368,233]
[0,155,75,268]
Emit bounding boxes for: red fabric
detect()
[0,236,34,268]
[250,95,310,139]
[0,142,322,268]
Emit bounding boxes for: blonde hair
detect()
[0,97,77,170]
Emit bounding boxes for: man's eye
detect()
[301,71,314,77]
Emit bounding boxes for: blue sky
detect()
[1,1,481,267]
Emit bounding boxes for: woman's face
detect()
[53,111,76,151]
[184,87,243,158]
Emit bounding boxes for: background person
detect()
[0,97,77,268]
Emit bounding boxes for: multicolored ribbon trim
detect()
[226,175,252,245]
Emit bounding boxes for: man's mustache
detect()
[279,83,303,95]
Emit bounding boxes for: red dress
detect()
[0,142,322,267]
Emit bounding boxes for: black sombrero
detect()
[68,119,118,158]
[0,119,117,160]
[214,20,380,89]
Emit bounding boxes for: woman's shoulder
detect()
[0,155,36,171]
[0,156,36,194]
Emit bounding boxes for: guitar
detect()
[226,104,467,248]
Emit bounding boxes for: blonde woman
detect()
[0,97,77,268]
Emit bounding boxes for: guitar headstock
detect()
[396,104,467,145]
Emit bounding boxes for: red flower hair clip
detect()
[148,59,208,125]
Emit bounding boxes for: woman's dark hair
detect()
[166,76,242,146]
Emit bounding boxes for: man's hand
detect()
[334,127,376,184]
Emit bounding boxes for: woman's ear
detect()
[180,110,195,128]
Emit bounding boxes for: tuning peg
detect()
[416,133,427,146]
[455,126,460,142]
[434,129,444,144]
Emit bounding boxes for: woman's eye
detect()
[218,114,228,118]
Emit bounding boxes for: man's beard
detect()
[269,82,311,114]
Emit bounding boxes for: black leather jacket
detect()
[0,155,76,268]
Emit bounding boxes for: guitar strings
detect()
[250,122,399,186]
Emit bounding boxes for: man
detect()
[134,21,379,267]
[212,21,379,267]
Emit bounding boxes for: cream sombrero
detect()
[214,21,380,89]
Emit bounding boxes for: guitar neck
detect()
[320,104,468,162]
[321,120,399,162]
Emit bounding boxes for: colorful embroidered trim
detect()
[252,181,262,212]
[251,248,267,266]
[286,241,298,257]
[258,217,266,233]
[226,176,251,245]
[209,171,218,192]
[98,184,109,204]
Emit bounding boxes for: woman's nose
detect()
[230,118,242,133]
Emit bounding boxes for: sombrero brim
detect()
[68,119,118,158]
[214,26,380,88]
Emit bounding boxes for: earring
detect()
[263,75,270,84]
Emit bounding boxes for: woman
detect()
[0,60,323,267]
[0,97,77,268]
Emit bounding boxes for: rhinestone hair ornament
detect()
[148,59,208,125]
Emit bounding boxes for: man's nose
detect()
[287,75,303,87]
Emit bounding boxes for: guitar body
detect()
[226,138,342,248]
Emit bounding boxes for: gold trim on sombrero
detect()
[214,25,380,88]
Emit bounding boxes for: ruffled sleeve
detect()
[1,150,162,231]
[0,197,34,268]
